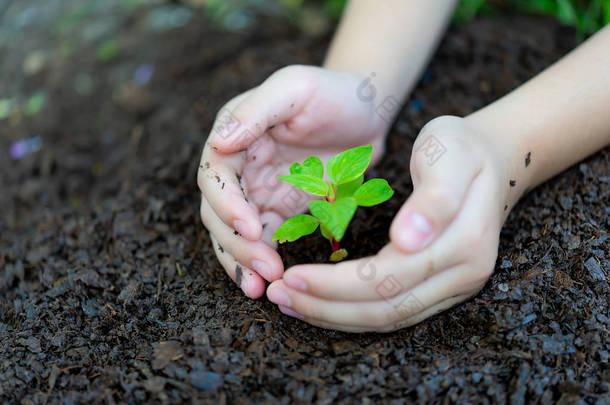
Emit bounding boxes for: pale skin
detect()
[198,0,610,332]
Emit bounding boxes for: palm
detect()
[199,66,391,298]
[242,102,387,220]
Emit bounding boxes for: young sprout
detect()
[272,144,394,262]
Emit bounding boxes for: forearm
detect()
[466,25,610,209]
[324,0,457,113]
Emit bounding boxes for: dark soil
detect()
[1,3,608,404]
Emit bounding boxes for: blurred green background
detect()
[0,0,607,125]
[204,0,610,39]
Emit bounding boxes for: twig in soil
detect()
[156,266,163,302]
[105,302,118,315]
[237,309,270,322]
[165,378,191,391]
[175,262,185,276]
[43,365,60,405]
[104,213,116,258]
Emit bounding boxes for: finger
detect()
[200,91,263,239]
[200,197,284,282]
[279,292,475,333]
[281,243,457,302]
[198,155,261,241]
[390,116,481,253]
[207,90,253,153]
[210,65,317,153]
[282,167,499,303]
[243,133,276,168]
[278,305,375,333]
[245,164,313,218]
[260,211,284,248]
[269,279,388,327]
[386,292,475,332]
[210,235,266,299]
[269,263,481,331]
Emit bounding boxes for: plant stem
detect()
[331,239,340,252]
[327,183,337,203]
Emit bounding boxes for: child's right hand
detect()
[198,65,390,298]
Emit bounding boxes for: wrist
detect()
[464,112,535,218]
[326,67,397,140]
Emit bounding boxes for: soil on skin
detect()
[1,4,608,404]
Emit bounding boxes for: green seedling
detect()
[272,144,394,262]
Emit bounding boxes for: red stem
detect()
[331,239,340,252]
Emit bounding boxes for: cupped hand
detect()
[198,65,390,299]
[267,116,512,332]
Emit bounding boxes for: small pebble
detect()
[584,257,606,281]
[189,371,223,391]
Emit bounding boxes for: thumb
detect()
[209,65,317,153]
[390,119,481,253]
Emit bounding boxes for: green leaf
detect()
[289,162,301,175]
[272,214,319,243]
[289,156,324,178]
[309,198,357,241]
[24,92,46,116]
[557,0,577,25]
[327,144,372,185]
[320,223,333,241]
[0,98,13,120]
[353,178,394,207]
[336,175,363,199]
[329,248,348,262]
[278,174,329,196]
[302,156,324,178]
[97,40,119,62]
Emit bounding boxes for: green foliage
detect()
[327,144,372,185]
[294,0,609,37]
[309,197,357,241]
[335,175,363,200]
[195,0,607,38]
[353,178,394,207]
[329,248,348,262]
[24,92,47,116]
[272,214,320,243]
[321,0,348,19]
[272,145,394,260]
[97,40,119,62]
[311,0,610,34]
[277,174,328,196]
[290,156,324,178]
[454,0,610,37]
[453,0,490,24]
[0,99,14,120]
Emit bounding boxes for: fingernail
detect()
[268,287,291,307]
[278,305,304,320]
[284,275,307,291]
[251,260,271,279]
[233,219,249,236]
[398,212,433,251]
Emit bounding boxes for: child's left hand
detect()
[267,116,514,332]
